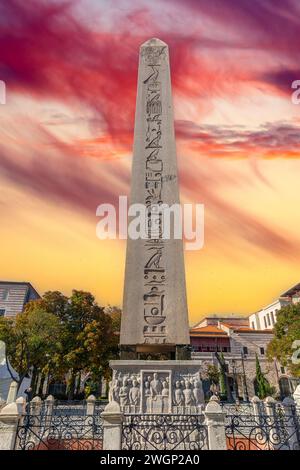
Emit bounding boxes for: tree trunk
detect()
[67,371,76,400]
[31,367,38,396]
[38,375,45,397]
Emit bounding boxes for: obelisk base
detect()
[119,345,192,360]
[108,360,205,414]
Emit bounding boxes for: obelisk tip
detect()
[140,37,168,48]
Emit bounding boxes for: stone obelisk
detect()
[120,38,190,359]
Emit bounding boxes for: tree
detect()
[0,290,120,398]
[255,354,274,399]
[40,290,119,398]
[218,353,227,400]
[206,364,220,385]
[267,303,300,377]
[0,304,62,391]
[105,305,122,333]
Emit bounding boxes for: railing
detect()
[224,400,300,450]
[121,414,208,450]
[11,395,300,451]
[14,398,106,451]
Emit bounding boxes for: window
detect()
[0,309,5,317]
[266,313,271,326]
[260,347,265,355]
[251,322,255,329]
[243,346,248,355]
[264,316,267,328]
[270,311,275,325]
[1,289,9,301]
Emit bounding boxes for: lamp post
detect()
[241,350,249,402]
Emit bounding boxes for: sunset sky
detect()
[1,0,300,324]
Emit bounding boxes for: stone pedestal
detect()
[109,360,205,414]
[101,401,123,451]
[204,396,227,450]
[0,399,24,450]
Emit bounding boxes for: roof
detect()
[190,325,228,337]
[192,315,248,330]
[190,322,273,336]
[224,325,273,334]
[280,282,300,298]
[0,281,40,298]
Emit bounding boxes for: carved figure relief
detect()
[109,369,204,414]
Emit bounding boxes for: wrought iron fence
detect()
[122,414,208,450]
[225,402,300,450]
[15,400,105,450]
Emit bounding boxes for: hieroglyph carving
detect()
[142,46,168,345]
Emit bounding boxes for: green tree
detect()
[105,305,122,333]
[218,353,227,400]
[0,304,62,392]
[40,290,119,398]
[206,364,220,385]
[0,290,120,398]
[267,303,300,377]
[255,354,273,399]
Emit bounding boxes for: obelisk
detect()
[120,38,190,359]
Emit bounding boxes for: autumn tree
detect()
[40,290,119,398]
[0,290,120,398]
[0,305,62,391]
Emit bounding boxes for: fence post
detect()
[282,397,299,450]
[86,395,96,415]
[6,381,18,404]
[31,396,42,416]
[101,400,123,450]
[0,400,21,450]
[45,395,55,426]
[204,395,227,450]
[16,397,26,415]
[251,395,261,417]
[265,396,278,450]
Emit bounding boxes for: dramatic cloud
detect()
[176,121,300,158]
[1,0,300,264]
[0,116,130,215]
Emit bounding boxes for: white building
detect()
[249,282,300,331]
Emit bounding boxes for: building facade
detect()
[190,315,298,400]
[0,281,40,318]
[249,282,300,331]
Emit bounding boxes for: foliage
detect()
[205,364,220,385]
[255,354,274,399]
[0,306,62,390]
[39,290,119,398]
[218,353,227,400]
[0,290,121,397]
[105,305,122,333]
[267,303,300,377]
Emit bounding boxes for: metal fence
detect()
[224,402,300,450]
[12,397,300,451]
[14,399,106,451]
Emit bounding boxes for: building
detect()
[0,281,40,318]
[249,282,300,331]
[190,315,298,400]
